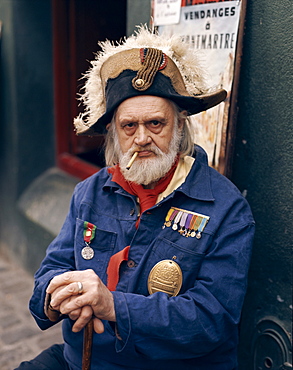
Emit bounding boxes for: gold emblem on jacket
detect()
[148,260,182,297]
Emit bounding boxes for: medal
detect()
[172,211,183,230]
[187,214,197,237]
[191,216,201,238]
[183,213,192,237]
[81,221,96,260]
[178,212,188,235]
[81,245,95,260]
[196,217,209,239]
[163,208,175,228]
[148,259,183,297]
[167,209,179,227]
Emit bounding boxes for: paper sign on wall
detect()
[155,0,243,173]
[153,0,182,26]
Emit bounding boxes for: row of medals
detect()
[162,207,209,239]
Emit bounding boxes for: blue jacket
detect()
[30,146,255,369]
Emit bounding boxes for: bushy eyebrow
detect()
[118,115,168,124]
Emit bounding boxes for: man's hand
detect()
[46,269,116,333]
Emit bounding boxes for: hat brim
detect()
[78,70,227,135]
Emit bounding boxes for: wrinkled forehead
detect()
[114,95,177,123]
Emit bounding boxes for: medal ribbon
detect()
[170,209,179,222]
[164,207,210,237]
[179,212,188,232]
[164,208,174,226]
[185,213,193,229]
[184,213,193,236]
[196,218,209,239]
[83,222,96,244]
[173,210,183,226]
[164,208,179,227]
[189,215,198,230]
[194,216,203,231]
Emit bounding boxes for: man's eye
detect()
[147,121,164,132]
[121,122,137,131]
[124,122,135,128]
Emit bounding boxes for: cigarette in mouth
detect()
[126,152,138,170]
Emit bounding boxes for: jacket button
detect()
[127,260,136,268]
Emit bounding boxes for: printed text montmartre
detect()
[182,33,236,49]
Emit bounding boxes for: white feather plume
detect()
[74,25,209,134]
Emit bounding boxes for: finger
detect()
[72,306,93,333]
[58,293,87,315]
[45,286,67,312]
[47,270,91,294]
[49,285,67,310]
[93,317,105,334]
[47,272,75,294]
[68,308,82,321]
[50,282,83,308]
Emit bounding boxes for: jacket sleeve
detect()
[112,221,255,360]
[29,186,80,330]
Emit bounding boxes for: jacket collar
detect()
[175,145,215,202]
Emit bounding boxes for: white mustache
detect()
[128,145,163,156]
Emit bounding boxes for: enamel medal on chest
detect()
[81,222,96,260]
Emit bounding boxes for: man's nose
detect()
[134,125,152,146]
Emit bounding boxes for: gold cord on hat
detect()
[132,48,166,91]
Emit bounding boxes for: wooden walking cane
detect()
[82,319,94,370]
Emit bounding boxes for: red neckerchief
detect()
[108,156,179,218]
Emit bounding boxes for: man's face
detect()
[112,95,184,186]
[115,95,178,158]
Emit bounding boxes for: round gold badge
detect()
[148,259,182,297]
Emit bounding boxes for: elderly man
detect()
[17,28,254,370]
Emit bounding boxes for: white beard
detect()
[118,126,182,186]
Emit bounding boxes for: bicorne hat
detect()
[74,27,227,136]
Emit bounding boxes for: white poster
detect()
[157,1,242,171]
[153,0,182,26]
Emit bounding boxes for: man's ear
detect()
[106,123,111,131]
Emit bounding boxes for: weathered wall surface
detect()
[231,1,292,368]
[0,1,58,272]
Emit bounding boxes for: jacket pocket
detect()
[74,218,117,283]
[138,237,205,295]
